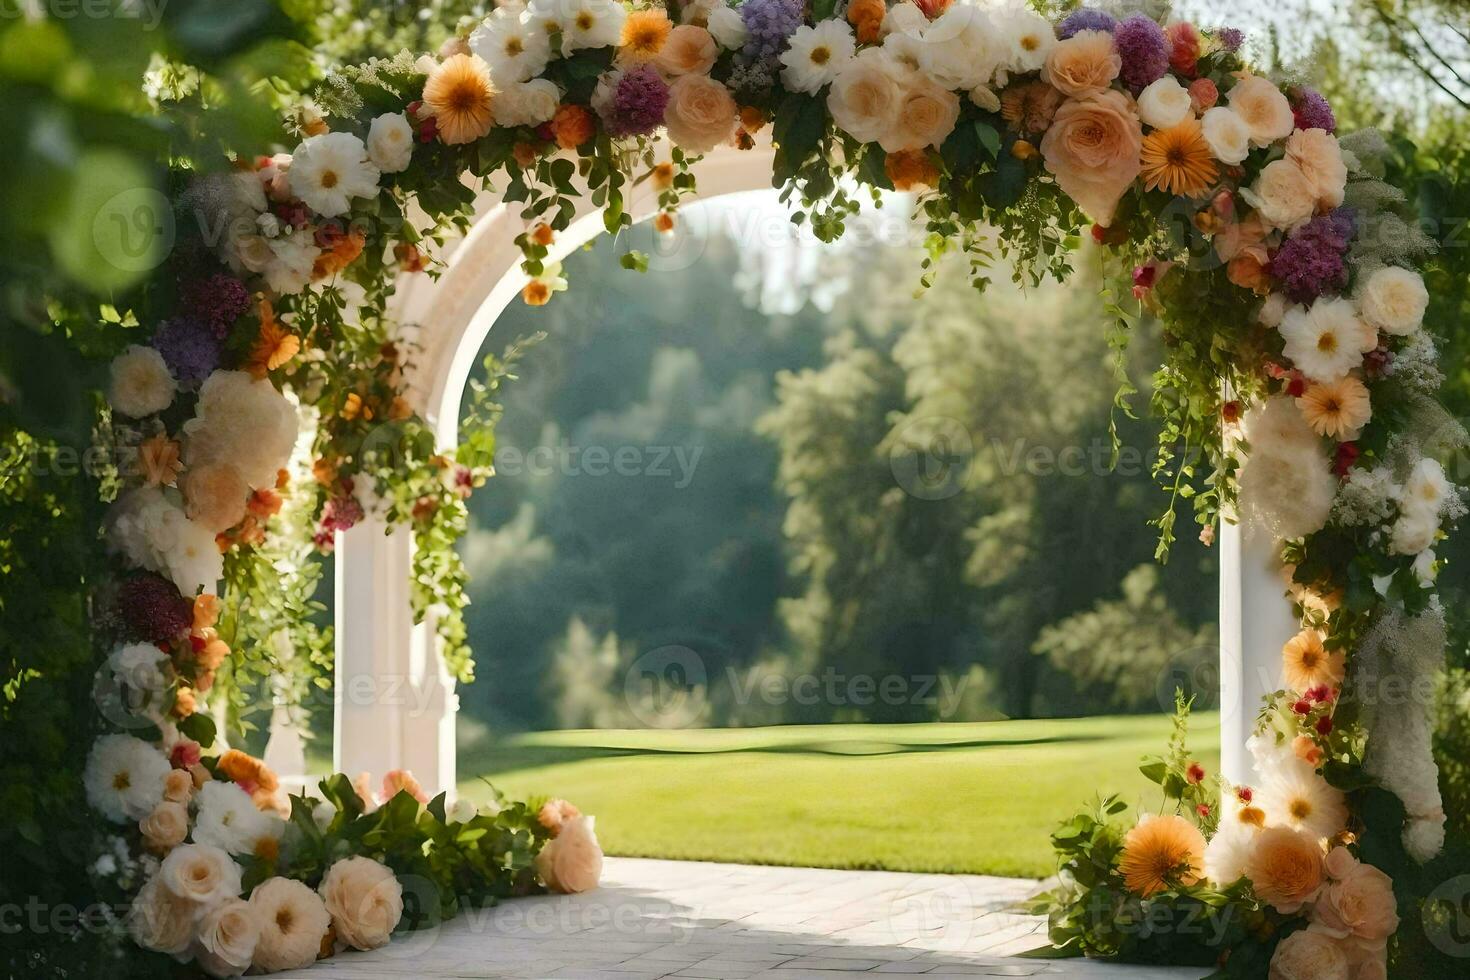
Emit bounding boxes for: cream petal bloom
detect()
[1357,266,1428,335]
[1244,158,1317,232]
[1199,106,1250,165]
[779,20,856,95]
[367,112,414,173]
[195,897,261,978]
[1285,127,1347,210]
[495,78,562,127]
[1227,74,1295,147]
[159,843,243,907]
[288,132,381,219]
[249,877,332,972]
[1279,298,1378,382]
[563,0,627,54]
[109,345,177,418]
[319,856,404,951]
[827,48,908,147]
[1137,76,1193,130]
[128,874,196,955]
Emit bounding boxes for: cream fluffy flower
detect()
[84,734,171,823]
[1227,74,1295,147]
[1200,106,1251,165]
[319,856,404,951]
[1280,298,1378,382]
[288,132,381,219]
[827,48,908,147]
[1260,765,1349,841]
[536,814,604,893]
[195,897,261,979]
[109,345,177,418]
[1357,266,1428,336]
[663,74,738,154]
[249,877,331,972]
[128,873,196,955]
[888,73,960,152]
[1245,158,1317,232]
[1285,127,1347,211]
[903,7,1002,93]
[1137,75,1193,130]
[184,370,299,490]
[470,6,552,84]
[706,4,745,50]
[1203,821,1260,887]
[1239,396,1338,540]
[779,20,856,95]
[494,78,561,127]
[367,112,414,173]
[994,5,1055,75]
[159,843,242,907]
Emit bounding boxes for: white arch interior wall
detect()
[322,140,1293,798]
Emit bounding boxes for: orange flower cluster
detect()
[846,0,885,44]
[884,149,940,191]
[551,104,596,149]
[217,749,284,812]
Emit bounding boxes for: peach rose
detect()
[1245,158,1316,231]
[195,897,261,978]
[1246,826,1324,913]
[663,74,738,154]
[159,843,242,907]
[1292,735,1324,767]
[319,856,403,951]
[535,814,603,894]
[657,25,717,76]
[127,874,196,955]
[1270,928,1350,980]
[1042,30,1121,97]
[180,461,250,533]
[1214,212,1268,263]
[1040,89,1143,226]
[1285,127,1346,211]
[141,800,189,853]
[163,767,195,804]
[538,798,581,836]
[1229,252,1271,293]
[1311,848,1399,950]
[1228,74,1295,147]
[827,48,907,146]
[381,768,429,805]
[887,75,960,153]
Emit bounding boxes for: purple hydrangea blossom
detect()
[1217,27,1244,53]
[740,0,802,63]
[1291,87,1337,133]
[152,316,221,387]
[604,65,670,138]
[1058,8,1117,39]
[1114,14,1170,92]
[1267,208,1356,304]
[118,573,192,643]
[181,273,251,338]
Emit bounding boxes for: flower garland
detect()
[83,1,1461,975]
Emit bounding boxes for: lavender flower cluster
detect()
[740,0,802,64]
[1114,14,1169,92]
[1268,208,1357,304]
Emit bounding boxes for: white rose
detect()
[706,5,746,50]
[1358,266,1428,336]
[128,874,196,955]
[159,843,242,907]
[495,78,561,128]
[319,856,404,951]
[195,898,261,978]
[367,112,414,173]
[1137,76,1193,130]
[1200,107,1251,165]
[109,345,177,418]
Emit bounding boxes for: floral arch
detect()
[84,2,1461,977]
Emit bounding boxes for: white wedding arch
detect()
[312,138,1294,799]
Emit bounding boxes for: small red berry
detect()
[1316,715,1333,736]
[1293,699,1312,715]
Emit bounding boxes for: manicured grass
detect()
[456,713,1220,879]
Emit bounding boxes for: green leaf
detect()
[1139,761,1168,785]
[178,711,217,749]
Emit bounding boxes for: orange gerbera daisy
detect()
[1140,118,1218,198]
[1297,376,1371,440]
[1282,629,1345,692]
[423,54,496,145]
[1118,814,1206,897]
[620,9,672,61]
[247,301,300,378]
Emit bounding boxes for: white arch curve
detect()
[329,138,1289,797]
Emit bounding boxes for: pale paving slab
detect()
[274,858,1208,980]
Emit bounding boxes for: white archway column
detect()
[1218,518,1299,787]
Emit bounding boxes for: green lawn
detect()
[456,713,1219,879]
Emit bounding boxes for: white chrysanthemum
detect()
[470,6,552,84]
[526,0,568,39]
[1200,107,1251,165]
[288,132,381,219]
[994,6,1055,74]
[559,0,626,54]
[1279,298,1379,382]
[495,78,561,127]
[250,877,332,973]
[108,345,177,419]
[85,734,171,823]
[1357,266,1428,336]
[910,7,1001,92]
[779,21,856,94]
[193,781,282,856]
[706,4,746,50]
[367,112,414,174]
[1260,764,1349,840]
[1203,822,1260,887]
[1136,75,1193,130]
[184,370,299,490]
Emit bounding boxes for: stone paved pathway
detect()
[278,858,1208,979]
